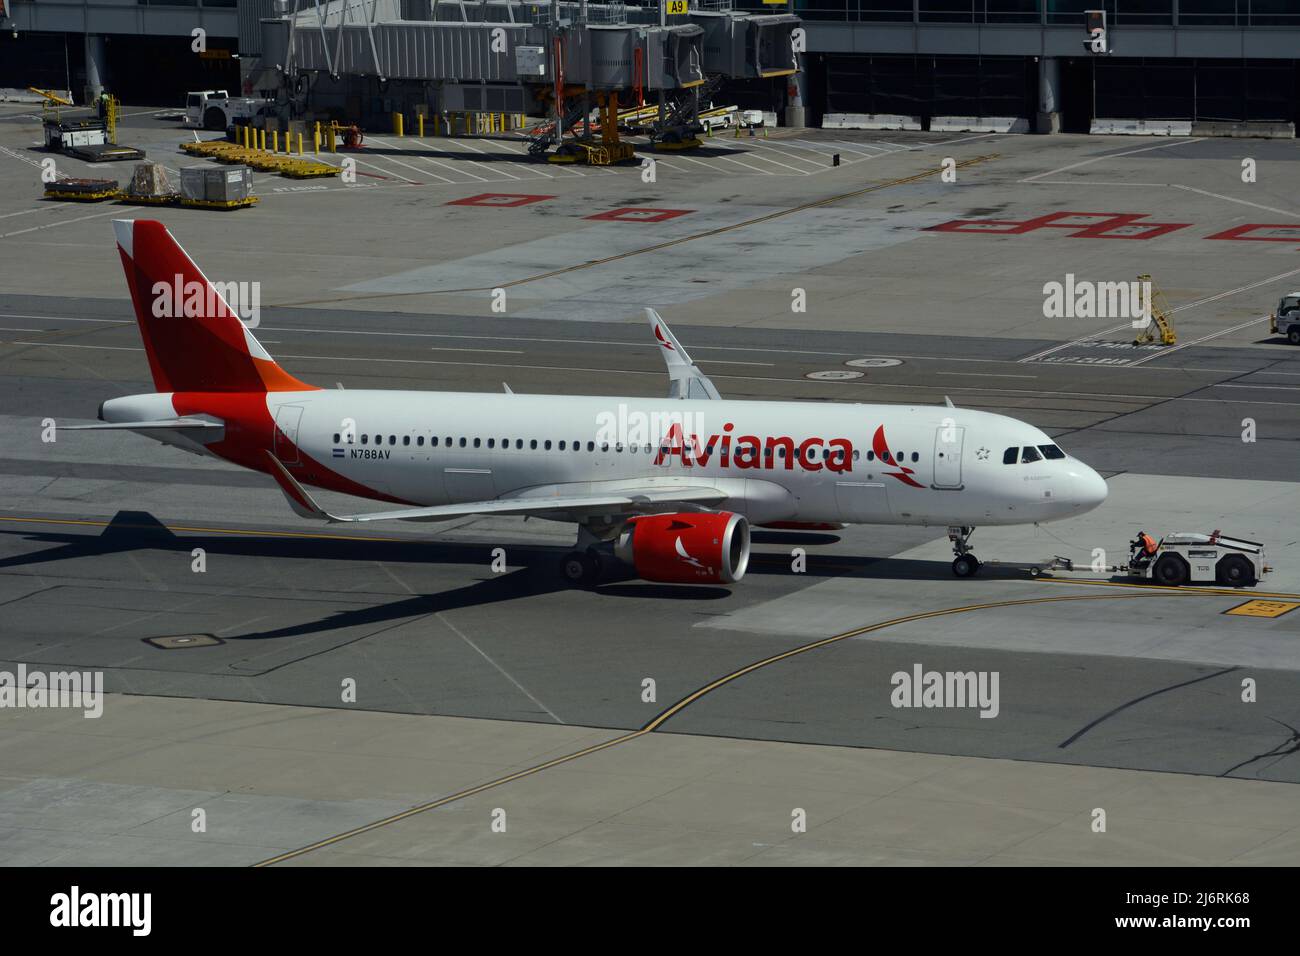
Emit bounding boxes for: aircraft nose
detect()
[1072,464,1109,513]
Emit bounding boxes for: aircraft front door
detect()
[933,425,965,489]
[273,405,303,465]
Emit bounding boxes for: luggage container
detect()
[179,166,208,201]
[204,166,253,202]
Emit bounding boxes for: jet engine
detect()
[614,512,750,584]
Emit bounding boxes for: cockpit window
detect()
[1021,446,1042,463]
[1003,447,1018,465]
[1038,444,1065,460]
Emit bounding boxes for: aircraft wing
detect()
[265,452,726,524]
[646,308,721,400]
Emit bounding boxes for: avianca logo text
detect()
[654,422,854,473]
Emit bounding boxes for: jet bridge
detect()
[257,0,799,154]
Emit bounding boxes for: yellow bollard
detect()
[313,122,320,154]
[418,113,424,137]
[297,132,303,154]
[271,129,279,152]
[394,112,404,136]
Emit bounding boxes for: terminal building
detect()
[2,0,1298,135]
[756,1,1300,134]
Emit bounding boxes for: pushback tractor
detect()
[1121,530,1269,587]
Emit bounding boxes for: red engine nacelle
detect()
[615,512,750,584]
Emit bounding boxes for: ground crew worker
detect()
[1129,531,1158,568]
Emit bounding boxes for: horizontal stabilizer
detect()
[61,419,224,431]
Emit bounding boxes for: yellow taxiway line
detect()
[252,590,1163,866]
[1,510,1285,864]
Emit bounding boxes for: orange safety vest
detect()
[1139,533,1157,556]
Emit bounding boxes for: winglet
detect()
[264,451,335,521]
[645,308,721,400]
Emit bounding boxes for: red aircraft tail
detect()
[112,218,313,394]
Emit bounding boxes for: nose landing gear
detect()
[948,526,981,577]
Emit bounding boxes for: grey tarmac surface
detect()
[1,104,1298,864]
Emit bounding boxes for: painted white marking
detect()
[1127,315,1273,367]
[429,347,525,354]
[1021,138,1199,183]
[0,207,124,240]
[439,613,564,724]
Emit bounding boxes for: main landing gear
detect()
[559,549,603,588]
[559,524,613,588]
[948,526,981,578]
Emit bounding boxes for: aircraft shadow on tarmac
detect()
[0,511,1039,643]
[0,512,735,642]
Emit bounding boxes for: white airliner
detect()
[74,219,1108,586]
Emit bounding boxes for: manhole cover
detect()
[846,357,903,368]
[805,370,865,381]
[144,634,224,650]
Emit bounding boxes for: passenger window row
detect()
[334,433,656,453]
[327,433,903,465]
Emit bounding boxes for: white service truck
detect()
[184,90,275,131]
[1270,292,1300,345]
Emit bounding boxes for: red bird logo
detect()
[654,325,675,351]
[873,425,924,488]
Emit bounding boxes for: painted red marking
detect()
[872,424,924,488]
[447,193,555,207]
[927,211,1191,240]
[587,207,693,223]
[1206,224,1300,244]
